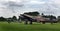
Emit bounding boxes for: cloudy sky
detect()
[0,0,60,18]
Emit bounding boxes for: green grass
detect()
[0,22,60,31]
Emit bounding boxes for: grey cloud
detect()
[1,1,24,13]
[0,0,60,18]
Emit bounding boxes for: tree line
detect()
[0,11,60,24]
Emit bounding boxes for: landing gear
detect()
[42,22,45,24]
[25,20,28,24]
[30,21,32,24]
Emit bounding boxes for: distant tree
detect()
[57,16,60,22]
[58,16,60,19]
[24,11,40,16]
[42,15,56,19]
[7,18,12,24]
[49,15,56,20]
[0,17,7,21]
[12,16,17,22]
[41,13,44,16]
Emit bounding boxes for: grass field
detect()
[0,22,60,31]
